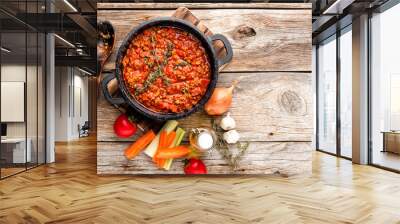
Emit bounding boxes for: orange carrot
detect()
[154,131,167,168]
[155,146,190,159]
[165,131,176,148]
[160,131,176,164]
[153,131,179,168]
[159,131,167,148]
[124,130,156,160]
[155,159,165,168]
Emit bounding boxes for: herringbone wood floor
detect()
[1,136,400,224]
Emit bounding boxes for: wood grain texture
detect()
[172,7,228,69]
[2,139,400,223]
[97,3,312,10]
[102,6,230,97]
[97,72,313,142]
[96,4,312,176]
[98,9,311,72]
[97,141,312,176]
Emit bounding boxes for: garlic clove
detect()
[220,112,236,131]
[223,130,240,144]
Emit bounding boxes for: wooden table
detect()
[97,3,313,176]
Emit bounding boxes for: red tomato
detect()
[113,114,137,138]
[184,159,207,174]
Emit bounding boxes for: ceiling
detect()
[0,0,97,73]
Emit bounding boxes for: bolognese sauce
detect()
[122,26,211,113]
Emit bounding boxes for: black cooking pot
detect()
[102,17,233,121]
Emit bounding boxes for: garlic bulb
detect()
[223,130,240,144]
[220,113,236,130]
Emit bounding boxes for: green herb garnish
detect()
[135,68,163,95]
[182,86,189,94]
[177,60,189,66]
[135,40,174,95]
[174,59,189,68]
[166,42,173,58]
[162,76,170,86]
[212,119,250,169]
[150,35,156,44]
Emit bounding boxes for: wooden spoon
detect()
[97,21,118,97]
[97,21,161,132]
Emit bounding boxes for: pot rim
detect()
[115,17,221,121]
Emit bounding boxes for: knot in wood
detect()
[233,25,256,40]
[279,90,305,115]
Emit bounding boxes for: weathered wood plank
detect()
[96,4,312,176]
[97,72,313,142]
[97,3,312,10]
[97,141,312,176]
[98,9,311,72]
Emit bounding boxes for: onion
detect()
[204,80,238,115]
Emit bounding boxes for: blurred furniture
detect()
[1,123,7,137]
[382,131,400,154]
[1,138,31,164]
[79,121,90,138]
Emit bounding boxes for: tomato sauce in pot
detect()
[122,26,211,113]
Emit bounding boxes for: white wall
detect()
[72,73,89,138]
[1,65,26,138]
[1,63,46,164]
[55,66,69,141]
[54,67,89,141]
[0,65,41,138]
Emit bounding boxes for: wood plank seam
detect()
[99,8,312,72]
[97,4,312,175]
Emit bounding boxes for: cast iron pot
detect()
[102,17,233,121]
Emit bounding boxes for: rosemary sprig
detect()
[182,86,189,94]
[212,119,250,169]
[135,68,162,95]
[135,39,174,95]
[166,42,173,58]
[150,35,156,44]
[177,60,189,66]
[174,59,190,70]
[161,76,170,86]
[143,56,154,67]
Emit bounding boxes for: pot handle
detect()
[209,34,233,67]
[101,73,125,105]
